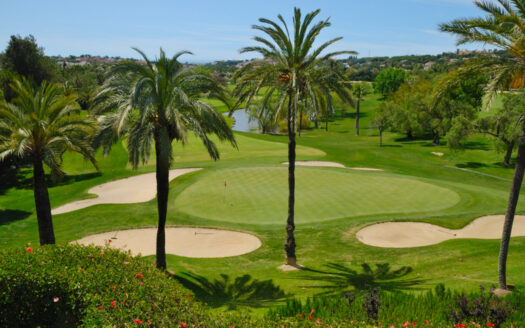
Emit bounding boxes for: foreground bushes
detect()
[1,244,522,327]
[0,244,248,327]
[269,284,524,327]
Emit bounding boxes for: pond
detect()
[226,109,260,133]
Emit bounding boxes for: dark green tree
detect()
[373,67,408,99]
[1,35,56,89]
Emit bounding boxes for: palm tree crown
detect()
[95,48,236,269]
[0,77,97,245]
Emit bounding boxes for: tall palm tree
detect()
[353,82,370,136]
[0,77,97,245]
[438,0,525,290]
[233,8,356,265]
[94,48,236,270]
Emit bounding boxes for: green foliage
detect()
[0,244,236,327]
[373,67,408,98]
[268,285,524,327]
[0,76,97,176]
[1,35,56,90]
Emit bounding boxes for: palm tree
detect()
[94,48,236,270]
[353,82,371,136]
[0,77,97,245]
[438,0,525,290]
[233,8,356,265]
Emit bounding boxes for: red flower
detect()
[487,324,495,327]
[403,322,410,328]
[111,300,116,308]
[112,286,117,291]
[135,273,144,278]
[99,306,104,310]
[108,239,112,242]
[186,295,191,298]
[88,254,92,258]
[133,319,143,323]
[413,323,416,326]
[425,320,430,325]
[230,326,234,328]
[179,322,187,328]
[139,281,144,286]
[26,247,33,252]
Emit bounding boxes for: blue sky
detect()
[0,0,490,62]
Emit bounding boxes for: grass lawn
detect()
[175,167,460,224]
[1,92,525,315]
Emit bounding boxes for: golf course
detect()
[2,93,525,316]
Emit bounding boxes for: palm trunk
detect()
[503,140,515,167]
[284,82,297,265]
[33,154,55,245]
[155,126,171,270]
[498,120,525,289]
[355,99,360,136]
[298,108,303,137]
[325,110,328,132]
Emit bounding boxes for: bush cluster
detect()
[0,244,244,327]
[269,284,524,328]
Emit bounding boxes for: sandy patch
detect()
[431,152,444,157]
[74,227,261,258]
[348,167,383,171]
[52,168,201,215]
[356,215,525,248]
[278,264,305,272]
[283,161,383,171]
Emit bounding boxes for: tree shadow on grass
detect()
[0,169,100,194]
[296,262,426,296]
[173,272,288,310]
[346,112,369,119]
[456,162,488,169]
[0,209,32,226]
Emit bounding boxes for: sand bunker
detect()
[283,161,382,171]
[52,168,201,215]
[74,227,261,258]
[356,215,525,248]
[431,152,444,157]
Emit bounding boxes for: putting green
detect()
[174,167,460,224]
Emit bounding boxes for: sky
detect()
[0,0,491,63]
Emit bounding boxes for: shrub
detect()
[0,244,243,327]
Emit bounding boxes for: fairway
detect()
[174,167,460,224]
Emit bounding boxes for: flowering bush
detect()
[0,244,248,327]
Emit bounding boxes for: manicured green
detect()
[175,167,460,224]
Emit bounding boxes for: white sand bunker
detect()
[75,227,262,258]
[283,161,383,171]
[357,215,525,248]
[52,168,201,214]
